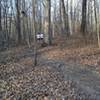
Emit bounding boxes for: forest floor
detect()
[0,37,100,99]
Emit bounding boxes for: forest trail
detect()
[61,61,100,96]
[0,0,100,99]
[0,45,100,99]
[40,57,100,98]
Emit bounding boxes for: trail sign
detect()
[36,32,44,40]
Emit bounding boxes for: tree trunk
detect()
[69,0,73,35]
[16,0,21,43]
[0,0,2,31]
[48,0,52,45]
[94,0,100,48]
[61,0,70,37]
[32,0,37,66]
[81,0,87,37]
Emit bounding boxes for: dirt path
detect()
[63,62,100,97]
[39,58,100,99]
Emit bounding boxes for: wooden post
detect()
[32,0,37,66]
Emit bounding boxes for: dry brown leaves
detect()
[0,64,95,99]
[41,43,100,67]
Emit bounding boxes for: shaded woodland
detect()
[0,0,100,49]
[0,0,100,99]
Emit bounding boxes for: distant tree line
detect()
[0,0,100,50]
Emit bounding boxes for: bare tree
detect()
[94,0,100,48]
[32,0,37,66]
[0,0,2,31]
[61,0,70,37]
[81,0,87,38]
[15,0,21,43]
[48,0,52,45]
